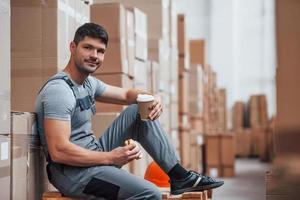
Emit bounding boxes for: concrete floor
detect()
[213,158,270,200]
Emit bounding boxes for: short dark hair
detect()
[73,23,109,46]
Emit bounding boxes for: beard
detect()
[74,57,101,75]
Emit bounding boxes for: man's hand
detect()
[149,95,163,120]
[109,141,141,166]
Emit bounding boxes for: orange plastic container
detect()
[144,161,170,187]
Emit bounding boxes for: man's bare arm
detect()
[96,84,163,120]
[95,85,149,105]
[44,119,140,167]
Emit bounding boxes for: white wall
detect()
[231,0,276,115]
[174,0,276,116]
[209,0,234,110]
[174,0,210,40]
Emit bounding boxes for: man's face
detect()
[71,36,106,74]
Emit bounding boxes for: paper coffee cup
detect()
[137,94,155,121]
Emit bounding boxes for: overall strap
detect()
[38,75,76,98]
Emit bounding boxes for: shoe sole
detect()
[171,181,224,195]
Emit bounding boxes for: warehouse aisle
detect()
[213,158,270,200]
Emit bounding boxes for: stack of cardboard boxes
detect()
[204,134,235,178]
[9,1,89,199]
[248,94,272,160]
[232,94,272,161]
[0,0,11,199]
[232,102,251,157]
[90,2,149,176]
[267,0,300,199]
[187,40,206,172]
[91,0,173,177]
[11,112,54,200]
[199,62,235,177]
[11,0,89,112]
[169,0,179,152]
[177,14,191,169]
[90,3,135,113]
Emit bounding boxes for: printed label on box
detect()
[1,141,8,160]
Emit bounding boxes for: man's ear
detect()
[70,41,76,55]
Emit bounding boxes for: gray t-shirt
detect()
[35,71,107,156]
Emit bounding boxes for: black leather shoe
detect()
[170,171,224,195]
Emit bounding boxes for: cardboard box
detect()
[11,112,50,200]
[132,8,148,61]
[235,129,251,157]
[11,75,45,112]
[0,0,10,134]
[170,79,178,103]
[190,40,205,65]
[276,0,300,139]
[0,135,10,200]
[0,99,10,134]
[93,73,133,89]
[222,166,235,177]
[91,3,131,76]
[93,73,133,113]
[205,133,235,177]
[125,9,135,75]
[11,0,90,112]
[12,134,48,200]
[220,134,235,166]
[148,38,169,62]
[178,71,189,113]
[217,89,227,132]
[259,127,273,162]
[133,59,149,91]
[266,171,288,197]
[94,0,168,40]
[178,54,190,75]
[248,95,269,129]
[232,101,245,130]
[170,48,179,81]
[190,132,204,173]
[179,113,190,130]
[170,102,179,129]
[190,116,204,134]
[189,65,204,116]
[206,165,222,178]
[149,61,159,94]
[11,112,37,135]
[204,134,221,166]
[92,112,120,138]
[177,14,187,55]
[169,0,177,48]
[96,103,128,113]
[159,97,171,133]
[148,39,170,90]
[179,130,191,169]
[251,127,262,156]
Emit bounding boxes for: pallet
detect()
[43,190,211,200]
[162,191,209,200]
